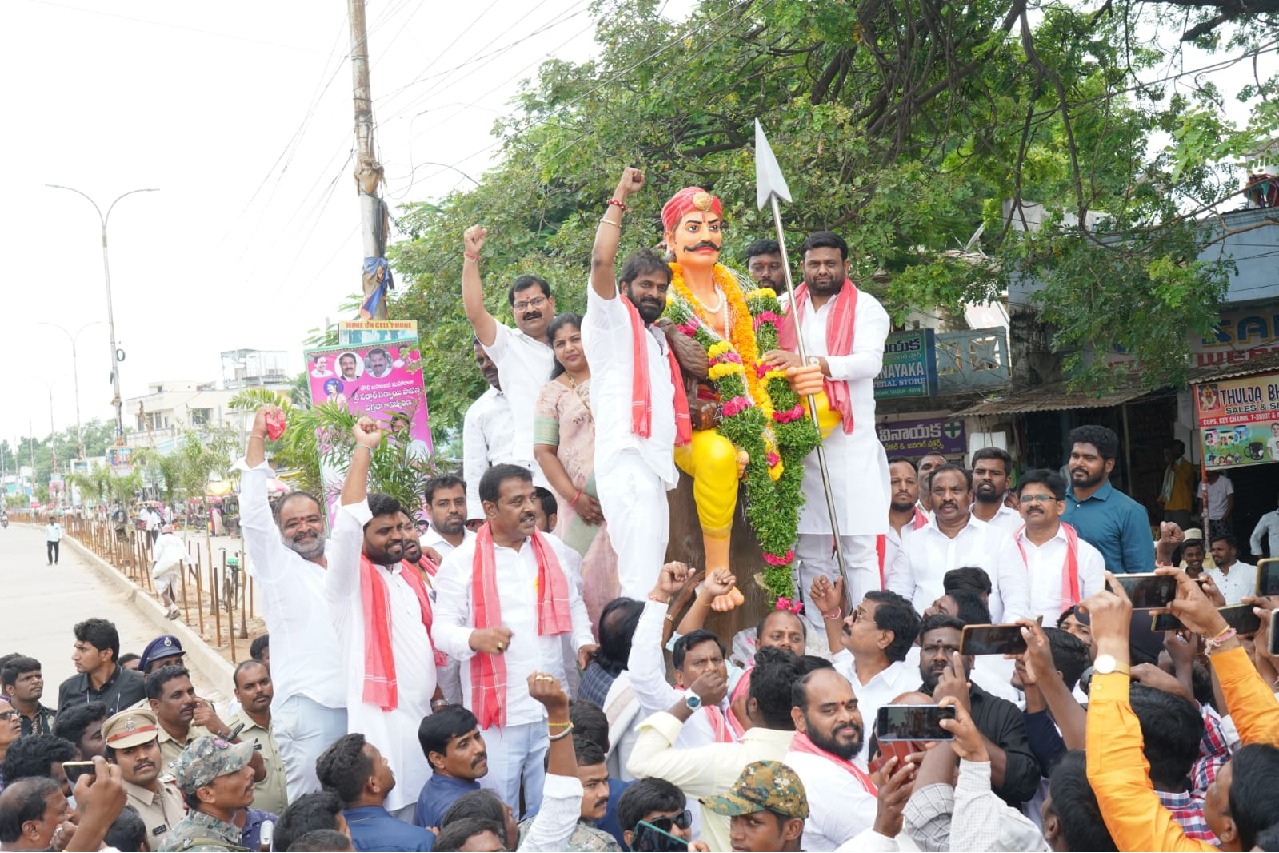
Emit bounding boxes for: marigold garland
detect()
[665,264,821,602]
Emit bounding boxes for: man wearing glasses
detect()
[1014,469,1106,623]
[616,778,706,851]
[460,224,556,489]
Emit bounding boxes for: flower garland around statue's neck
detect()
[665,263,821,602]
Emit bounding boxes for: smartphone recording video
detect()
[62,761,96,786]
[1151,611,1185,632]
[1217,604,1262,636]
[1257,559,1279,597]
[1109,573,1178,608]
[876,703,956,742]
[959,624,1027,656]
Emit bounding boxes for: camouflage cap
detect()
[102,708,161,750]
[700,760,809,819]
[172,736,255,795]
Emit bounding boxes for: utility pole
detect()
[347,0,392,320]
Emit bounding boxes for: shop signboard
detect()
[877,416,967,458]
[874,330,938,399]
[337,320,419,346]
[1193,372,1279,469]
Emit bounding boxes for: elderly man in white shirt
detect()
[463,342,518,520]
[581,168,685,599]
[887,464,1031,623]
[785,667,878,851]
[1012,469,1105,623]
[327,417,440,817]
[239,405,347,801]
[433,463,596,818]
[970,447,1023,535]
[1205,533,1258,605]
[461,225,555,490]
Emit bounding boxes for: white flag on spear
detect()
[753,119,851,587]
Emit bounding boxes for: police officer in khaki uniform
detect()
[103,708,188,849]
[159,736,256,852]
[225,660,288,816]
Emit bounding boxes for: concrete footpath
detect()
[0,523,233,706]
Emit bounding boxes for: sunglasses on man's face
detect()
[645,810,693,833]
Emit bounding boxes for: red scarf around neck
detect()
[470,522,574,729]
[405,557,449,668]
[777,279,859,434]
[1013,522,1082,608]
[790,731,878,795]
[360,554,433,711]
[624,295,691,446]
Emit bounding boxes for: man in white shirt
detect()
[44,517,63,565]
[764,230,892,629]
[239,404,346,801]
[886,464,1030,622]
[916,452,947,514]
[1201,470,1234,542]
[1250,493,1279,559]
[1013,469,1105,623]
[1205,533,1258,605]
[150,524,192,619]
[785,667,878,851]
[627,647,803,853]
[433,463,596,818]
[878,458,929,593]
[809,581,921,766]
[420,473,476,563]
[326,417,440,817]
[463,342,517,521]
[462,225,555,488]
[581,168,683,599]
[971,447,1022,534]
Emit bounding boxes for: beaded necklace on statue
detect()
[693,284,731,339]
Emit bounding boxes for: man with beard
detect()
[103,708,186,847]
[413,705,488,829]
[916,615,1040,806]
[1061,424,1154,573]
[401,509,464,708]
[877,458,929,592]
[421,473,475,563]
[239,404,346,801]
[970,447,1022,534]
[226,661,287,817]
[1014,469,1105,622]
[784,667,877,851]
[462,225,555,488]
[916,453,947,514]
[745,238,784,290]
[766,230,892,629]
[579,167,689,598]
[434,464,595,816]
[327,417,441,818]
[463,340,517,521]
[888,465,1030,623]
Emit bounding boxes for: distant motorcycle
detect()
[1,517,8,529]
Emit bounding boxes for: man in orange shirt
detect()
[1084,568,1279,851]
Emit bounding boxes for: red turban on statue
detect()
[661,187,723,233]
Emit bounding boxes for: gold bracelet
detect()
[548,722,575,741]
[548,720,572,729]
[598,217,622,228]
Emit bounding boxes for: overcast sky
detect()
[2,0,1268,447]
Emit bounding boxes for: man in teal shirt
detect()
[1061,425,1154,574]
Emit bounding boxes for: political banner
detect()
[1193,373,1279,469]
[877,416,967,458]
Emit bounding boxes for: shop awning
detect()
[1187,350,1279,385]
[952,382,1153,417]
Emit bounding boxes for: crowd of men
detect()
[6,171,1279,852]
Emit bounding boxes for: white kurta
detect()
[482,323,554,486]
[462,387,517,519]
[784,748,878,851]
[973,503,1024,536]
[327,500,437,813]
[432,533,595,728]
[1014,525,1106,622]
[794,289,891,536]
[887,517,1031,622]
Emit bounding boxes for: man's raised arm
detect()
[591,167,645,301]
[239,404,291,581]
[462,224,499,346]
[325,416,383,606]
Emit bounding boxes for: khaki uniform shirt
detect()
[157,724,215,770]
[123,775,187,848]
[226,710,287,816]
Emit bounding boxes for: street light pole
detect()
[38,321,103,460]
[46,185,159,442]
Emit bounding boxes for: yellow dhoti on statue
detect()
[674,428,739,538]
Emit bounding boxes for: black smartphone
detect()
[876,703,956,741]
[1109,573,1178,608]
[634,821,690,852]
[959,624,1027,656]
[1258,559,1279,597]
[62,761,96,785]
[1151,611,1185,632]
[1218,604,1262,636]
[1269,610,1279,658]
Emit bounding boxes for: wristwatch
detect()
[684,694,702,711]
[1093,654,1130,676]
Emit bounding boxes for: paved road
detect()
[0,523,231,706]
